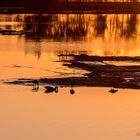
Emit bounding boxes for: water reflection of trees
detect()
[24,14,88,41]
[23,14,138,41]
[109,14,138,39]
[24,43,42,59]
[22,14,139,57]
[122,14,137,38]
[94,15,107,37]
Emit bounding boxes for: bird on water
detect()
[45,86,58,93]
[109,88,118,94]
[32,80,39,89]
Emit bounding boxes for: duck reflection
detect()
[32,87,39,92]
[32,80,39,92]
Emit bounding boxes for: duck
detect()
[45,86,58,93]
[70,89,75,95]
[32,80,39,89]
[109,88,118,94]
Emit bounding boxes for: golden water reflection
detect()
[0,14,139,140]
[0,14,140,56]
[0,14,140,80]
[0,14,139,39]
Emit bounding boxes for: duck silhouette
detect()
[109,88,118,94]
[69,81,75,95]
[45,86,58,93]
[32,80,39,89]
[70,89,75,95]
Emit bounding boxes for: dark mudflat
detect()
[4,55,140,89]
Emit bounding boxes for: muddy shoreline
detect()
[4,55,140,90]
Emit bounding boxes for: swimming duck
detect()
[70,89,75,95]
[45,86,58,93]
[109,88,118,94]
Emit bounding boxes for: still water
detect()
[0,14,140,80]
[0,14,140,140]
[0,85,140,140]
